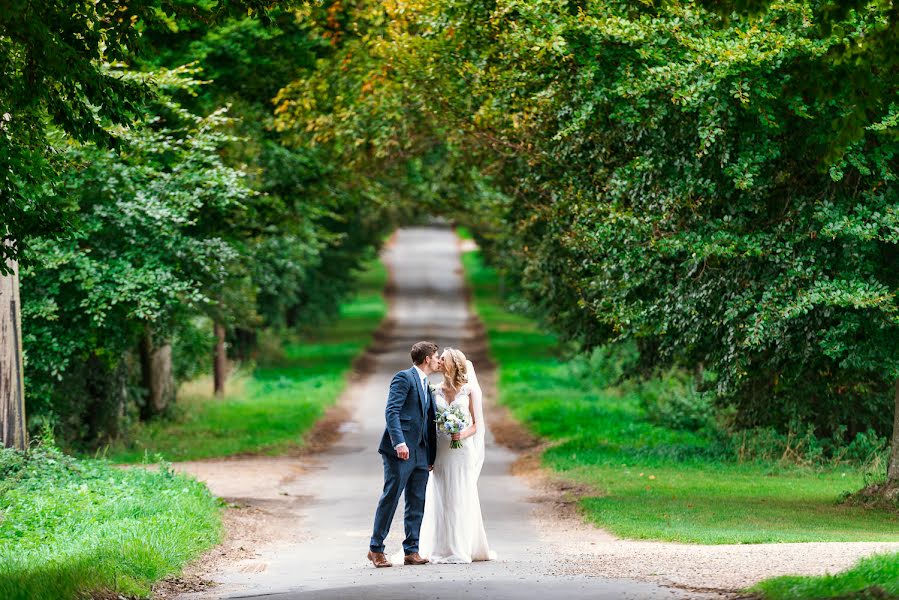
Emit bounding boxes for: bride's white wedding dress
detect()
[418,361,495,563]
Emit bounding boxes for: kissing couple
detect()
[367,341,495,567]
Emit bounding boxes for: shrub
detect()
[635,369,714,433]
[568,342,639,389]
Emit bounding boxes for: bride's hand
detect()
[452,425,475,441]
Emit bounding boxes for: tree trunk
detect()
[213,321,227,398]
[0,255,26,449]
[888,378,899,484]
[139,330,174,419]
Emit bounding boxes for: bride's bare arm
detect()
[452,377,481,441]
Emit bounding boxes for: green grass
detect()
[753,552,899,599]
[462,249,899,545]
[455,225,474,240]
[0,445,221,600]
[105,259,388,463]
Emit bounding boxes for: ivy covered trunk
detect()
[139,330,175,419]
[0,257,26,449]
[213,322,227,398]
[889,379,899,484]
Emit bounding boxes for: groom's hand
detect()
[428,465,433,471]
[395,443,409,460]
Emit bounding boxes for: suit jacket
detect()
[378,367,437,466]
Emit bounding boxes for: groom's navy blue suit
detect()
[370,366,437,555]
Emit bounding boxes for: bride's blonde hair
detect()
[441,348,468,392]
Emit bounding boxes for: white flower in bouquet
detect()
[435,404,469,449]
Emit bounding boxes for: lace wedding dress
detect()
[418,361,496,563]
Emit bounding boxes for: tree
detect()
[0,0,283,444]
[1,0,279,265]
[319,0,899,478]
[21,74,257,440]
[0,249,26,449]
[141,7,396,385]
[213,321,227,397]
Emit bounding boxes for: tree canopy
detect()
[3,1,396,446]
[3,0,898,465]
[277,0,899,444]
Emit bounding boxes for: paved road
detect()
[177,226,696,600]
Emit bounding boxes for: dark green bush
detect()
[568,342,639,389]
[636,370,715,433]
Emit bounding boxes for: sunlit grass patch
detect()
[0,445,221,600]
[753,552,899,599]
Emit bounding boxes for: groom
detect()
[367,341,439,568]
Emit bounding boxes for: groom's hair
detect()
[411,341,439,365]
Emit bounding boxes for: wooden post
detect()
[0,255,27,450]
[213,322,227,398]
[888,378,899,484]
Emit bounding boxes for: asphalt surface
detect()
[177,226,701,600]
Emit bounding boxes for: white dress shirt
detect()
[395,365,428,450]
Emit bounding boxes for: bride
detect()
[418,347,495,563]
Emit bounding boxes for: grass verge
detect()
[0,445,221,600]
[105,258,387,463]
[752,552,899,599]
[462,249,899,545]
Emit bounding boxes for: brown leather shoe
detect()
[404,552,429,565]
[367,550,392,568]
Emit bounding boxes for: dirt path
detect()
[159,226,898,600]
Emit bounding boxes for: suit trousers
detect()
[370,439,430,554]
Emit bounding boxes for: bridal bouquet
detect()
[435,405,469,449]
